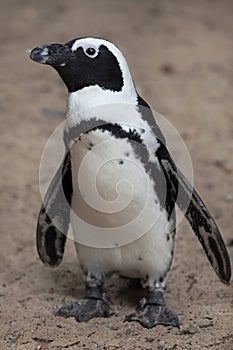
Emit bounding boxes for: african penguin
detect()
[30,37,231,328]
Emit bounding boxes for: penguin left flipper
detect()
[36,151,72,267]
[157,146,231,284]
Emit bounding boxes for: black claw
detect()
[55,301,80,318]
[55,298,114,322]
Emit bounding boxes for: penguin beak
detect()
[30,43,74,66]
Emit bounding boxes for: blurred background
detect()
[0,1,232,349]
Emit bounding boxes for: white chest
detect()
[69,127,174,280]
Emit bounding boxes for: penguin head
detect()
[30,37,135,96]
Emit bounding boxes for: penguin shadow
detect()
[49,269,146,307]
[111,275,146,308]
[43,263,84,299]
[42,263,145,308]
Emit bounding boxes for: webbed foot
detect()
[56,283,114,322]
[56,298,114,322]
[125,289,179,329]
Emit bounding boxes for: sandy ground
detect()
[0,0,233,349]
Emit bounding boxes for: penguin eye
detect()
[84,47,98,58]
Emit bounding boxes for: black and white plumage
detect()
[30,37,231,328]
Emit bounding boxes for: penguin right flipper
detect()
[36,151,73,267]
[159,153,231,284]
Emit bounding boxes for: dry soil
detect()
[0,1,232,349]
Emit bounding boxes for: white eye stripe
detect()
[71,39,99,53]
[71,41,99,58]
[84,46,99,58]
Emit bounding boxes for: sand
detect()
[0,1,232,349]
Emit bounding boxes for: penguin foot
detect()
[125,289,179,329]
[55,298,114,322]
[55,282,114,322]
[125,303,179,328]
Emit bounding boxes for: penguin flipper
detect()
[37,152,72,267]
[158,152,231,284]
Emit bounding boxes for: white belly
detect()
[70,129,174,280]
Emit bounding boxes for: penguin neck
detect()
[65,84,138,127]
